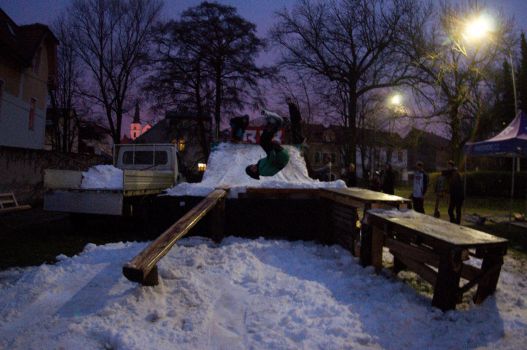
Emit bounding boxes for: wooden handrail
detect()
[123,189,228,285]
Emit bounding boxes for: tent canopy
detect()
[464,111,527,157]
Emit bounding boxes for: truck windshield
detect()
[123,151,168,165]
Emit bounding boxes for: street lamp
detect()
[462,14,518,114]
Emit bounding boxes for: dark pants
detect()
[412,197,425,213]
[260,128,283,155]
[230,116,249,141]
[288,104,304,144]
[448,197,463,224]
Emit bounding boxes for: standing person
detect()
[245,111,290,179]
[412,161,428,213]
[447,160,464,224]
[345,163,357,187]
[285,97,305,145]
[229,115,249,142]
[381,163,395,194]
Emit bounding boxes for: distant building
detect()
[401,127,450,171]
[78,120,113,158]
[129,102,151,140]
[0,9,58,149]
[135,108,212,181]
[304,124,408,181]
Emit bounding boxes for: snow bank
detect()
[80,165,123,190]
[1,237,526,349]
[166,143,346,197]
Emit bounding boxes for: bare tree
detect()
[67,0,163,144]
[272,0,417,168]
[48,16,81,152]
[399,0,514,161]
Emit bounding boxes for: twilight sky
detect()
[1,0,526,135]
[2,0,526,36]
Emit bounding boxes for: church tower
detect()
[130,102,142,140]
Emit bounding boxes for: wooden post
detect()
[473,249,505,304]
[432,248,463,311]
[371,226,385,273]
[360,222,373,267]
[210,196,225,243]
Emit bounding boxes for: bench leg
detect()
[432,249,462,311]
[360,222,373,267]
[473,253,504,304]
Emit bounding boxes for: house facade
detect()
[304,124,408,181]
[0,9,58,150]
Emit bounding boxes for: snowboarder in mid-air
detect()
[245,109,290,180]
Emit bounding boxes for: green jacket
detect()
[257,148,290,177]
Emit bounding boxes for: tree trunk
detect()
[214,62,222,141]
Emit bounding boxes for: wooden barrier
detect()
[0,192,31,214]
[123,189,228,285]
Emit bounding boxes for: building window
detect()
[33,47,42,74]
[29,98,36,130]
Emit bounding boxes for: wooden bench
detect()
[123,189,228,285]
[362,209,508,311]
[319,188,411,256]
[0,192,31,214]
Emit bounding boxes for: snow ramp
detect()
[166,143,346,197]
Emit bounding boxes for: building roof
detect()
[0,8,58,67]
[304,123,403,146]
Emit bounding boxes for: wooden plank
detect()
[386,237,440,267]
[321,188,411,204]
[367,210,508,247]
[123,189,228,285]
[393,252,438,287]
[0,205,31,214]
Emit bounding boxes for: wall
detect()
[0,42,49,149]
[0,146,108,205]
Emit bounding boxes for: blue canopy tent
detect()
[464,111,527,220]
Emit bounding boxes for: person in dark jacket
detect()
[245,111,290,179]
[230,115,249,142]
[412,161,428,213]
[343,163,357,187]
[381,163,395,194]
[447,160,464,224]
[286,97,305,145]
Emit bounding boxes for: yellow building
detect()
[0,9,58,149]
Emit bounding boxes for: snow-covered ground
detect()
[165,143,346,197]
[1,237,526,350]
[80,165,123,190]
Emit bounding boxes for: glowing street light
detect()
[462,14,494,42]
[462,13,517,114]
[389,93,403,107]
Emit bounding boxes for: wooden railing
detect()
[123,189,227,285]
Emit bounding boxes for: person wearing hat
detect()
[245,110,290,180]
[447,160,464,224]
[412,161,428,213]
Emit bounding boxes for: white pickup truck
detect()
[43,144,181,216]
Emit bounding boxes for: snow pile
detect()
[80,165,123,190]
[166,143,346,197]
[1,237,526,349]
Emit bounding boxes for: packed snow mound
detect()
[1,237,526,350]
[80,165,123,190]
[166,143,346,197]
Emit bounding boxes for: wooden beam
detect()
[123,189,228,285]
[386,238,440,267]
[393,252,438,287]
